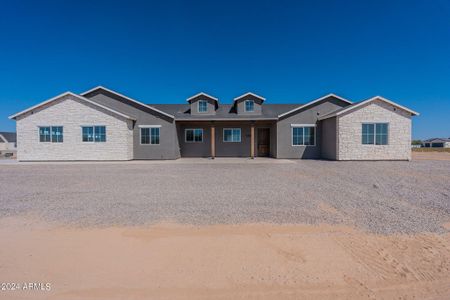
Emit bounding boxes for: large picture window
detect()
[39,126,63,143]
[292,126,315,146]
[198,100,208,113]
[362,123,388,145]
[223,128,241,142]
[140,126,160,145]
[82,126,106,142]
[185,129,203,142]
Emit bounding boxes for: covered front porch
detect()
[176,121,277,158]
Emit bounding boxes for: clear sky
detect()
[1,0,449,139]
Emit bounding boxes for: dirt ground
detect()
[412,151,450,161]
[1,217,450,300]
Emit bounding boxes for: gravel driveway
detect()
[1,158,449,234]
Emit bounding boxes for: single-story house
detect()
[9,86,419,161]
[422,138,450,148]
[0,132,17,157]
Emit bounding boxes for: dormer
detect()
[187,92,219,115]
[233,92,265,115]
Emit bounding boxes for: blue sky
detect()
[1,0,449,139]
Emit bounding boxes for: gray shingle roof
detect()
[0,132,16,143]
[150,104,302,120]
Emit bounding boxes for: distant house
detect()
[0,132,17,157]
[422,138,450,148]
[9,86,419,161]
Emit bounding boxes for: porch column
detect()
[250,124,255,159]
[211,125,215,159]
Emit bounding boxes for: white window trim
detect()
[185,128,204,143]
[244,100,255,112]
[140,126,161,145]
[291,124,316,146]
[81,125,106,143]
[362,122,389,146]
[197,100,208,113]
[38,125,63,143]
[223,128,242,143]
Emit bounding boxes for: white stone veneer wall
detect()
[337,99,412,160]
[16,95,133,161]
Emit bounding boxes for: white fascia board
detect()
[81,86,175,119]
[278,93,352,118]
[290,124,317,127]
[138,125,162,128]
[9,91,74,119]
[9,91,136,121]
[186,92,219,102]
[318,96,419,120]
[233,92,266,102]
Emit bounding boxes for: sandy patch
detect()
[442,222,450,230]
[412,151,450,161]
[1,217,450,300]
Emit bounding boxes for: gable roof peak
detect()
[278,93,352,118]
[80,86,174,119]
[233,92,266,102]
[318,95,419,120]
[186,92,219,102]
[9,91,136,120]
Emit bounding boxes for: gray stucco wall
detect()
[84,90,180,159]
[177,122,212,157]
[215,123,251,157]
[320,117,337,160]
[270,122,277,157]
[235,95,263,115]
[276,96,350,159]
[189,96,217,115]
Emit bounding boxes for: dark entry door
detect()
[257,128,270,157]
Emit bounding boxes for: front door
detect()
[257,128,270,157]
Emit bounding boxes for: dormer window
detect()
[186,92,218,115]
[198,100,208,113]
[233,92,265,115]
[245,100,254,112]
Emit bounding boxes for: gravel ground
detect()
[1,158,449,234]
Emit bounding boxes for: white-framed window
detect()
[223,128,241,142]
[82,126,106,142]
[140,125,160,145]
[291,125,315,146]
[362,123,388,145]
[185,128,203,142]
[39,126,63,143]
[244,100,254,112]
[198,100,208,113]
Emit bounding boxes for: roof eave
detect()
[233,92,266,102]
[81,86,175,119]
[278,93,352,118]
[318,96,419,120]
[186,92,219,102]
[175,117,278,121]
[9,91,136,121]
